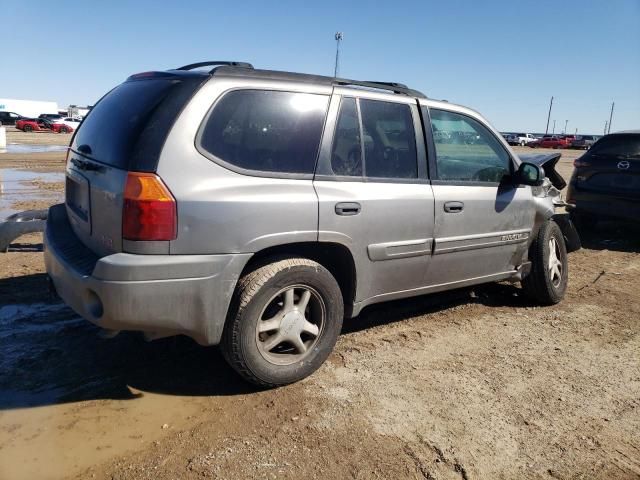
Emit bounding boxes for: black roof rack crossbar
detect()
[333,78,426,98]
[176,61,254,73]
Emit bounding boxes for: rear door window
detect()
[199,90,329,175]
[359,99,417,179]
[331,97,362,177]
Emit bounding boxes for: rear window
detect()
[590,135,640,157]
[199,90,329,175]
[72,77,204,170]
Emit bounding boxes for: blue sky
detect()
[2,0,638,133]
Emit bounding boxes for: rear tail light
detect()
[122,172,177,241]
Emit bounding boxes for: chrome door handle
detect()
[444,201,464,213]
[335,202,361,216]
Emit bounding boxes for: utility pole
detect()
[604,121,608,135]
[552,119,556,134]
[545,96,554,134]
[333,32,343,77]
[564,120,568,134]
[607,101,614,134]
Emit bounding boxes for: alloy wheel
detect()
[548,237,563,287]
[255,285,325,366]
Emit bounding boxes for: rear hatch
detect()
[574,133,640,199]
[65,72,207,256]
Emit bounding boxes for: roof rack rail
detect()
[333,78,426,98]
[176,61,254,73]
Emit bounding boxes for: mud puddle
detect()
[0,168,63,219]
[0,299,251,480]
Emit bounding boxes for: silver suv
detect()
[45,61,579,386]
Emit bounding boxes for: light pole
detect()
[552,120,556,134]
[607,101,614,134]
[604,121,608,135]
[334,32,343,78]
[564,120,568,134]
[545,96,554,134]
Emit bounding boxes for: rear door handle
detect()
[444,201,464,213]
[335,202,361,216]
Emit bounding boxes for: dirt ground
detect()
[1,136,639,480]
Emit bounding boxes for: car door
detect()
[314,89,435,306]
[422,105,535,286]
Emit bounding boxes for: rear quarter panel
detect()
[158,77,331,254]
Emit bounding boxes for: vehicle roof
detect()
[610,130,640,135]
[151,62,496,134]
[164,64,429,99]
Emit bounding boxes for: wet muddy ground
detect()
[1,136,638,479]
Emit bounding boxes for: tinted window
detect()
[73,78,196,169]
[331,97,362,176]
[590,135,640,157]
[201,90,329,175]
[429,109,511,182]
[359,99,417,178]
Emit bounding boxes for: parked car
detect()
[567,131,640,225]
[39,113,65,122]
[53,117,82,133]
[15,118,54,132]
[0,111,24,126]
[50,122,75,133]
[45,62,578,387]
[570,135,597,150]
[537,135,570,149]
[507,133,537,146]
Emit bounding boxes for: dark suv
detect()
[0,111,24,125]
[567,131,640,224]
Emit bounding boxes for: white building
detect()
[0,98,59,117]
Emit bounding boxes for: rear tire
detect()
[221,257,344,387]
[24,125,33,132]
[522,220,568,305]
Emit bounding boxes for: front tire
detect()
[221,257,344,387]
[522,220,568,305]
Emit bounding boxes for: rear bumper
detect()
[566,185,640,223]
[44,204,251,345]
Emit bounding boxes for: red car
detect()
[538,135,570,149]
[15,118,74,133]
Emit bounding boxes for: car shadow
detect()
[0,270,557,411]
[576,220,640,253]
[0,273,259,410]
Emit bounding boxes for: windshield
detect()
[72,77,203,170]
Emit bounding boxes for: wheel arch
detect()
[240,241,357,317]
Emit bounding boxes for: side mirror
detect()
[517,162,545,186]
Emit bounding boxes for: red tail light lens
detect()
[122,172,177,241]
